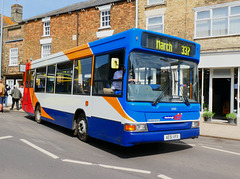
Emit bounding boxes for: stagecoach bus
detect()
[23,28,201,147]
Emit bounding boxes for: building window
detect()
[98,4,111,29]
[9,48,18,66]
[41,44,51,58]
[146,16,164,33]
[148,0,164,6]
[195,3,240,38]
[42,17,50,36]
[43,21,50,36]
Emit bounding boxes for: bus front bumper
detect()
[121,128,199,147]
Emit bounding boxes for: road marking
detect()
[202,146,240,156]
[62,159,94,166]
[157,174,173,179]
[98,164,151,174]
[0,136,13,140]
[20,139,59,159]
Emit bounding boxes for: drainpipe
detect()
[135,0,138,28]
[76,11,79,46]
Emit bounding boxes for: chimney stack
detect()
[11,4,23,23]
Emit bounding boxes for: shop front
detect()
[199,51,240,125]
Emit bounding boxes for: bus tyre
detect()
[35,105,42,124]
[77,115,88,142]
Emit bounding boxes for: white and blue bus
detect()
[23,28,201,147]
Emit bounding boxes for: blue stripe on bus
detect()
[42,107,74,129]
[88,116,123,145]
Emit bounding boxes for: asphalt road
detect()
[0,110,240,179]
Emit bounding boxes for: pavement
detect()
[2,106,240,141]
[200,118,240,141]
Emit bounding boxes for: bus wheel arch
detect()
[34,103,42,124]
[73,109,88,142]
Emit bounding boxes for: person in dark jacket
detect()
[10,85,22,110]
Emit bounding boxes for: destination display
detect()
[141,32,196,57]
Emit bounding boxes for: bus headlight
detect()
[191,121,199,128]
[124,124,148,132]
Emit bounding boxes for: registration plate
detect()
[164,134,181,141]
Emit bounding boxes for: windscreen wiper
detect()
[181,85,190,106]
[183,96,190,106]
[152,83,170,106]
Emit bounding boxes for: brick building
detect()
[1,4,24,89]
[137,0,240,120]
[23,0,136,62]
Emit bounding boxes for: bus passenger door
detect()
[23,70,35,114]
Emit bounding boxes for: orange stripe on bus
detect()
[63,44,93,60]
[29,88,55,121]
[103,97,135,122]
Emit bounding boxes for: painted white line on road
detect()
[20,139,59,159]
[62,159,94,166]
[98,164,151,174]
[157,174,173,179]
[202,146,240,156]
[0,136,13,140]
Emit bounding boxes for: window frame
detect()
[41,44,51,58]
[43,21,50,37]
[73,57,93,96]
[92,49,125,97]
[9,48,18,66]
[146,15,164,33]
[194,3,240,38]
[147,0,164,6]
[98,4,111,29]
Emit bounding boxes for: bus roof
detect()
[29,28,200,69]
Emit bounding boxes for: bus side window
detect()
[25,70,29,88]
[93,50,124,96]
[74,57,92,95]
[29,70,34,88]
[46,65,56,93]
[35,67,46,93]
[55,61,73,94]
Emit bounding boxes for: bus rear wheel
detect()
[35,105,42,124]
[77,114,88,142]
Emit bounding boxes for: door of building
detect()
[6,79,14,106]
[213,78,231,118]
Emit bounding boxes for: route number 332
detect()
[181,45,191,56]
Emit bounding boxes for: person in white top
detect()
[112,67,123,91]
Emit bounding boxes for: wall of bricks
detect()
[23,1,136,61]
[138,0,240,53]
[2,24,24,79]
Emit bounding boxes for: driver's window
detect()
[93,50,125,96]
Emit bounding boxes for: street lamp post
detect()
[0,0,3,79]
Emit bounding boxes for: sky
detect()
[0,0,87,20]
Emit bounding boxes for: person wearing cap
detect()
[4,84,11,107]
[10,85,22,110]
[0,79,5,113]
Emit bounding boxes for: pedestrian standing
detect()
[4,84,11,107]
[0,79,5,113]
[10,85,22,110]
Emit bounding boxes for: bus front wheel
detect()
[35,105,42,124]
[77,114,88,142]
